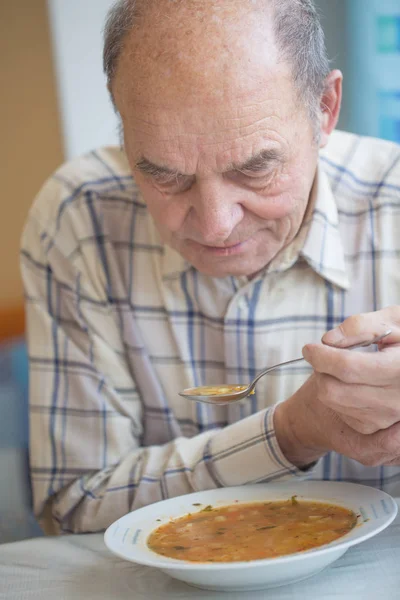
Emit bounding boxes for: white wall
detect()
[47,0,119,160]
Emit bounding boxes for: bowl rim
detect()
[104,481,398,571]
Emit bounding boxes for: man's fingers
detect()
[332,419,400,467]
[302,342,400,385]
[321,307,400,348]
[315,374,400,433]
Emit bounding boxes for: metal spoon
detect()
[179,330,392,405]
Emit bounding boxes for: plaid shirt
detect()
[21,130,400,534]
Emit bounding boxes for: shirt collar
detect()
[156,162,349,289]
[298,164,349,290]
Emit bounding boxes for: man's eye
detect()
[242,171,272,179]
[228,169,276,187]
[153,175,193,193]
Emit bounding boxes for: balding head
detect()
[113,0,282,118]
[104,0,330,121]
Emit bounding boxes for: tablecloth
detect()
[1,502,399,599]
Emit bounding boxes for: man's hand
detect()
[274,306,400,468]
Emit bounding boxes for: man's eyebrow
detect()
[135,157,183,178]
[135,148,285,178]
[232,149,285,173]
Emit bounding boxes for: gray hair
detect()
[103,0,330,121]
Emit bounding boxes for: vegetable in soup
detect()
[147,498,357,562]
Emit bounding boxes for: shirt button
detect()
[238,297,247,311]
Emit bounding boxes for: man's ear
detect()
[318,69,343,148]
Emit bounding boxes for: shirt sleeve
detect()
[21,184,310,535]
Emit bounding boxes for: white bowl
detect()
[104,481,397,592]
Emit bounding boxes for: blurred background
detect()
[0,0,399,543]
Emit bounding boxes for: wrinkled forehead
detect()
[112,0,287,111]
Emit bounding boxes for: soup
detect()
[147,497,357,562]
[185,385,253,396]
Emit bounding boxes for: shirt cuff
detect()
[203,406,315,487]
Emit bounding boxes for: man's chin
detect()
[174,237,279,278]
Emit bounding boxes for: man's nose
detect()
[189,179,244,244]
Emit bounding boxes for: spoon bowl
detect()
[179,330,392,405]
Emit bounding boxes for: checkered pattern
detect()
[21,130,400,533]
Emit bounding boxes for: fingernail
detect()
[302,345,311,362]
[322,328,344,345]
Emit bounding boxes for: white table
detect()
[1,503,399,600]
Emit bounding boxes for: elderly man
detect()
[21,0,400,535]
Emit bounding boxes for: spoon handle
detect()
[249,329,392,391]
[250,357,305,388]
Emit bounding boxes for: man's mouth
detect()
[190,238,253,256]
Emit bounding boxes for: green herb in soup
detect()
[147,499,357,562]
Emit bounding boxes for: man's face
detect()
[113,4,321,278]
